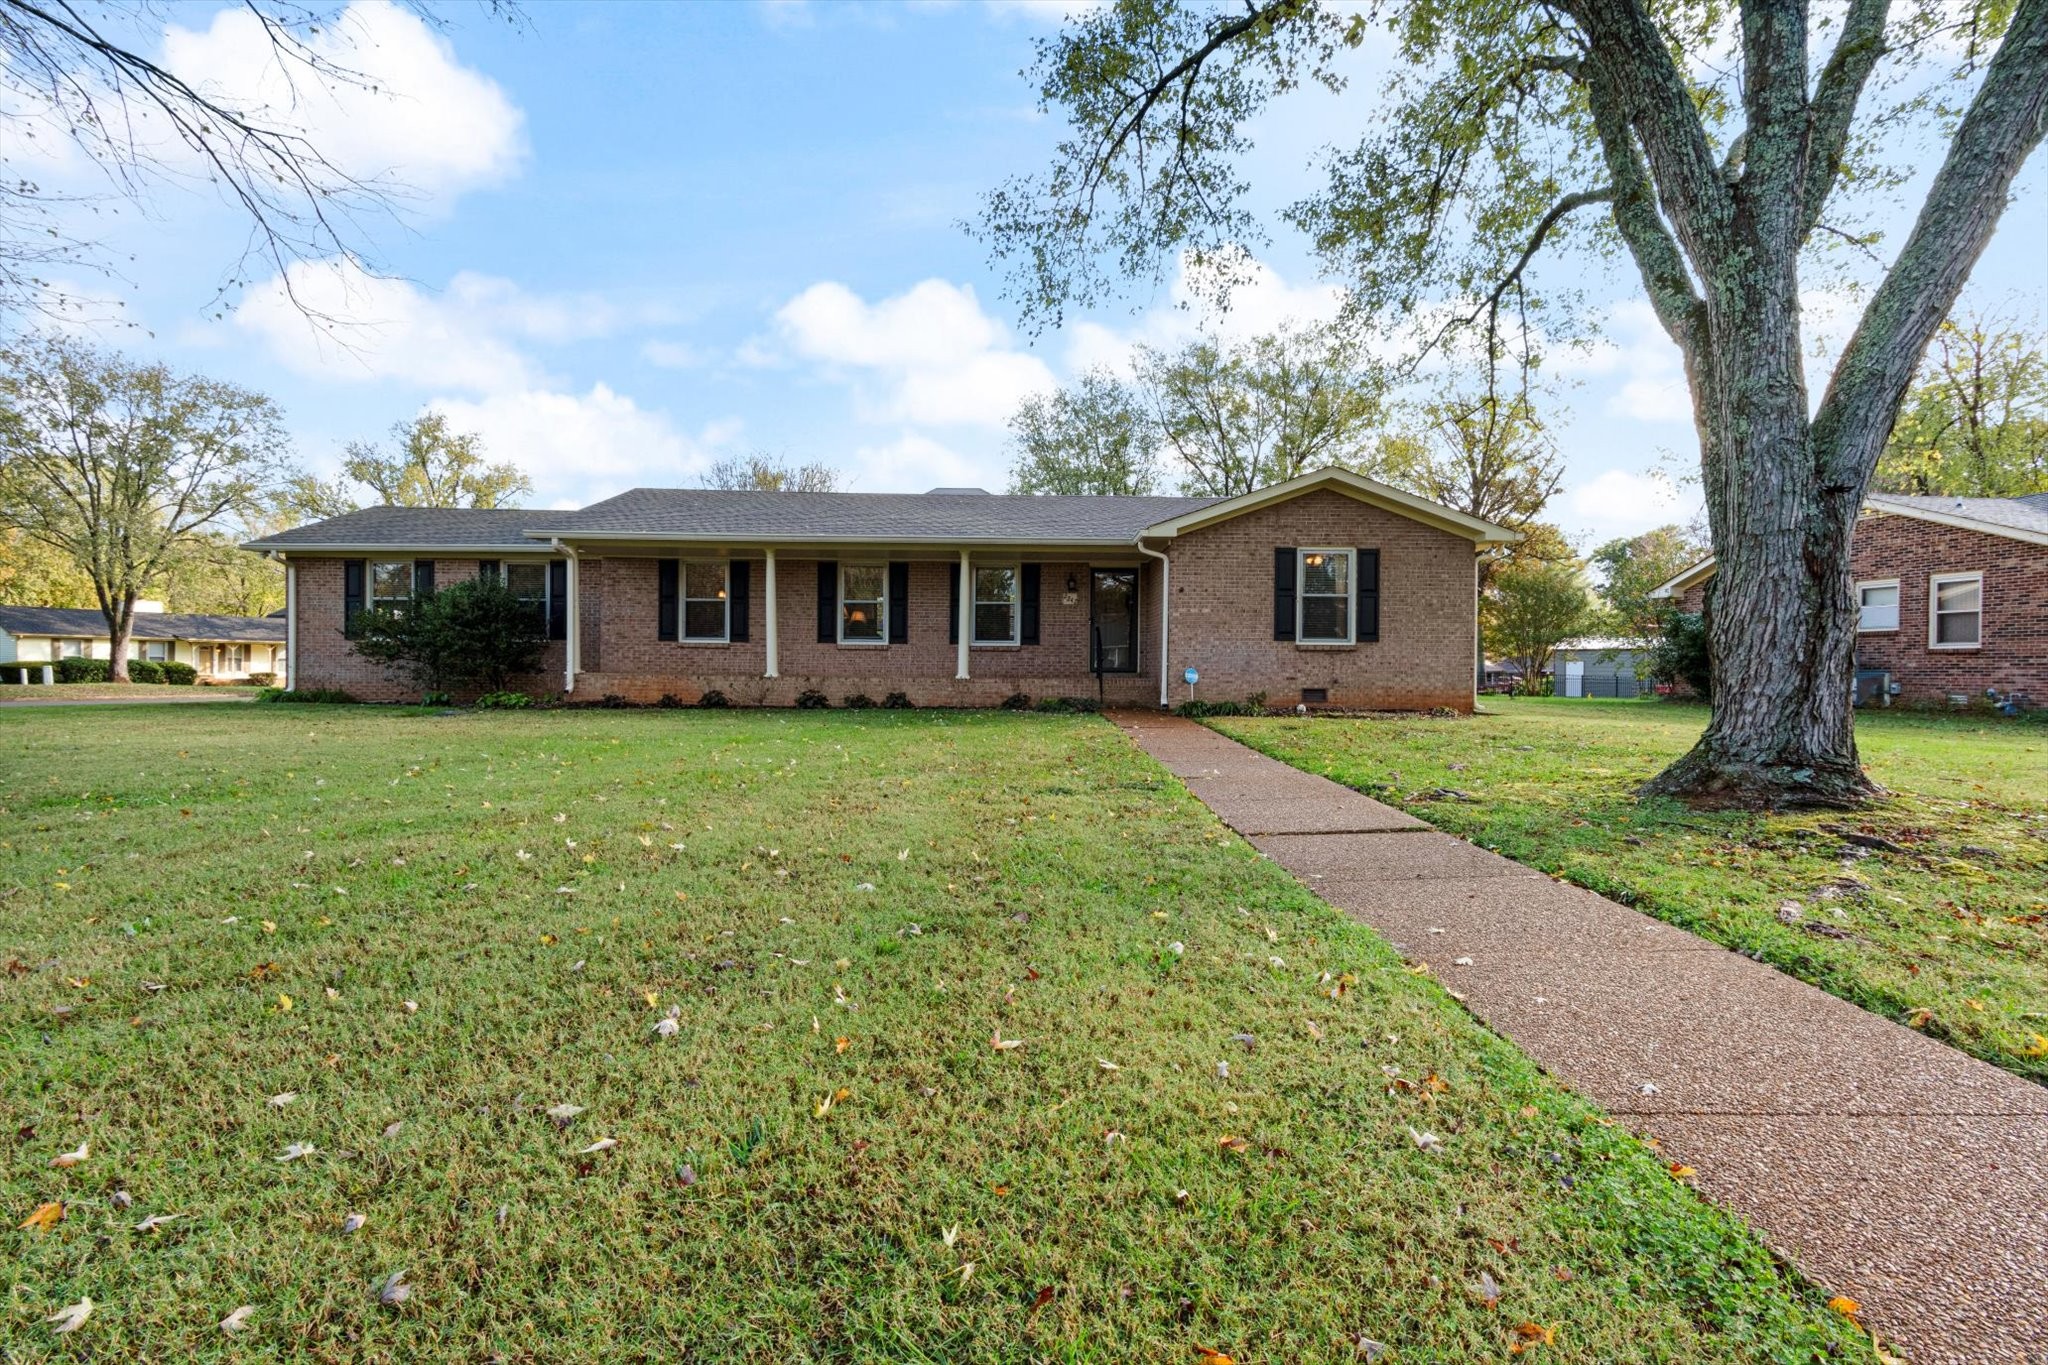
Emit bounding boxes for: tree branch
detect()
[1581,60,1705,353]
[1813,0,2048,484]
[1802,0,1892,237]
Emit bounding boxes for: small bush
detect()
[160,661,198,686]
[256,687,358,704]
[697,689,731,709]
[246,671,276,687]
[656,693,687,709]
[126,660,165,684]
[56,657,111,684]
[474,690,533,710]
[1000,691,1032,711]
[0,663,48,684]
[795,689,830,710]
[882,691,911,709]
[422,691,454,707]
[1648,607,1712,700]
[1173,698,1264,718]
[842,692,876,709]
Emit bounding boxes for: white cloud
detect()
[159,0,525,213]
[772,278,1057,428]
[1559,468,1702,545]
[841,432,994,493]
[641,339,713,370]
[428,385,728,507]
[1063,251,1348,373]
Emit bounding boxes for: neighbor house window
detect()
[839,563,887,644]
[973,564,1019,644]
[503,562,549,625]
[134,640,170,662]
[55,639,87,659]
[1856,579,1900,632]
[684,561,729,642]
[1298,549,1355,644]
[1929,572,1982,648]
[370,561,414,612]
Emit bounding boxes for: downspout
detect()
[550,539,580,693]
[1137,540,1170,709]
[267,551,294,691]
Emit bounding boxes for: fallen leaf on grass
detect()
[1827,1295,1861,1320]
[1408,1127,1443,1152]
[47,1297,92,1334]
[1194,1347,1235,1364]
[1669,1163,1697,1179]
[1468,1270,1502,1307]
[219,1305,255,1334]
[343,1213,367,1235]
[276,1143,316,1162]
[268,1092,297,1109]
[578,1137,618,1155]
[1509,1322,1556,1353]
[51,1141,89,1168]
[653,1016,680,1038]
[546,1103,585,1126]
[1217,1135,1250,1154]
[1096,1058,1120,1071]
[378,1271,411,1307]
[990,1032,1023,1051]
[20,1201,64,1232]
[835,1036,852,1054]
[133,1213,184,1232]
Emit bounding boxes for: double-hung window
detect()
[369,560,414,613]
[839,563,887,644]
[973,564,1019,644]
[683,561,729,642]
[55,639,87,659]
[1298,549,1355,644]
[134,640,170,662]
[502,561,549,628]
[1929,572,1982,648]
[1855,580,1900,632]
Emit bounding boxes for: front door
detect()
[1090,570,1138,673]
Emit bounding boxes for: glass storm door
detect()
[1090,570,1138,673]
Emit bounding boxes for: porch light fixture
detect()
[1065,572,1078,593]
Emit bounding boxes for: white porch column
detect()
[283,558,297,690]
[763,549,779,678]
[956,549,971,680]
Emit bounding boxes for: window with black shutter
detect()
[1356,548,1380,642]
[729,560,751,642]
[547,559,568,640]
[413,559,436,596]
[657,559,679,641]
[815,560,837,643]
[477,559,500,584]
[1019,564,1040,645]
[888,562,909,644]
[342,559,366,638]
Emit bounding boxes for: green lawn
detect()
[1213,699,2048,1085]
[0,706,1866,1361]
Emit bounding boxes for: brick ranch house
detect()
[243,468,1518,710]
[1652,492,2048,707]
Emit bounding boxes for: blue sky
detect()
[22,0,2048,548]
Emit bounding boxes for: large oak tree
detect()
[979,0,2048,807]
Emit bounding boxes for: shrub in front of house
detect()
[1647,607,1711,701]
[56,657,111,684]
[256,686,358,704]
[246,672,276,687]
[882,691,911,709]
[351,577,548,697]
[127,660,165,684]
[1173,698,1265,718]
[473,691,533,710]
[842,692,876,709]
[795,689,830,709]
[697,689,731,709]
[1000,692,1032,711]
[159,661,198,685]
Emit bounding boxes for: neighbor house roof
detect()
[245,469,1524,554]
[0,607,286,643]
[243,506,545,553]
[1648,492,2048,599]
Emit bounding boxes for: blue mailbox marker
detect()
[1183,667,1199,686]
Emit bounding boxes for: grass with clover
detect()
[3,704,1868,1361]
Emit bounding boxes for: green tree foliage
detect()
[1648,609,1714,700]
[1591,524,1711,641]
[701,452,843,493]
[1137,323,1383,496]
[341,413,532,509]
[1484,558,1597,692]
[0,527,95,607]
[1379,381,1563,590]
[0,336,290,680]
[1874,311,2048,496]
[1007,368,1160,495]
[160,531,286,617]
[349,577,548,697]
[977,0,2048,807]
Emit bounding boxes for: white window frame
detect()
[682,559,731,644]
[1928,571,1983,650]
[972,562,1021,646]
[1296,548,1356,646]
[55,638,88,659]
[1855,578,1900,633]
[369,560,415,612]
[134,640,171,662]
[838,562,888,646]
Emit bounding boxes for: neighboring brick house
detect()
[1652,493,2048,707]
[243,468,1517,710]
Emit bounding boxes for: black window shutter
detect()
[730,559,750,642]
[414,559,436,596]
[888,562,909,644]
[816,560,837,643]
[657,559,679,641]
[477,558,499,584]
[342,559,366,638]
[948,562,961,644]
[1273,548,1297,641]
[1020,563,1041,645]
[1356,548,1380,642]
[548,559,568,640]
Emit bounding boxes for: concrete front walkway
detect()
[1112,711,2048,1365]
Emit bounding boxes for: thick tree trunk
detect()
[102,593,135,684]
[1641,243,1882,809]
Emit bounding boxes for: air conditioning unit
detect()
[1852,670,1891,707]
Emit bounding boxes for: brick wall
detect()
[1160,488,1479,711]
[1666,514,2045,704]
